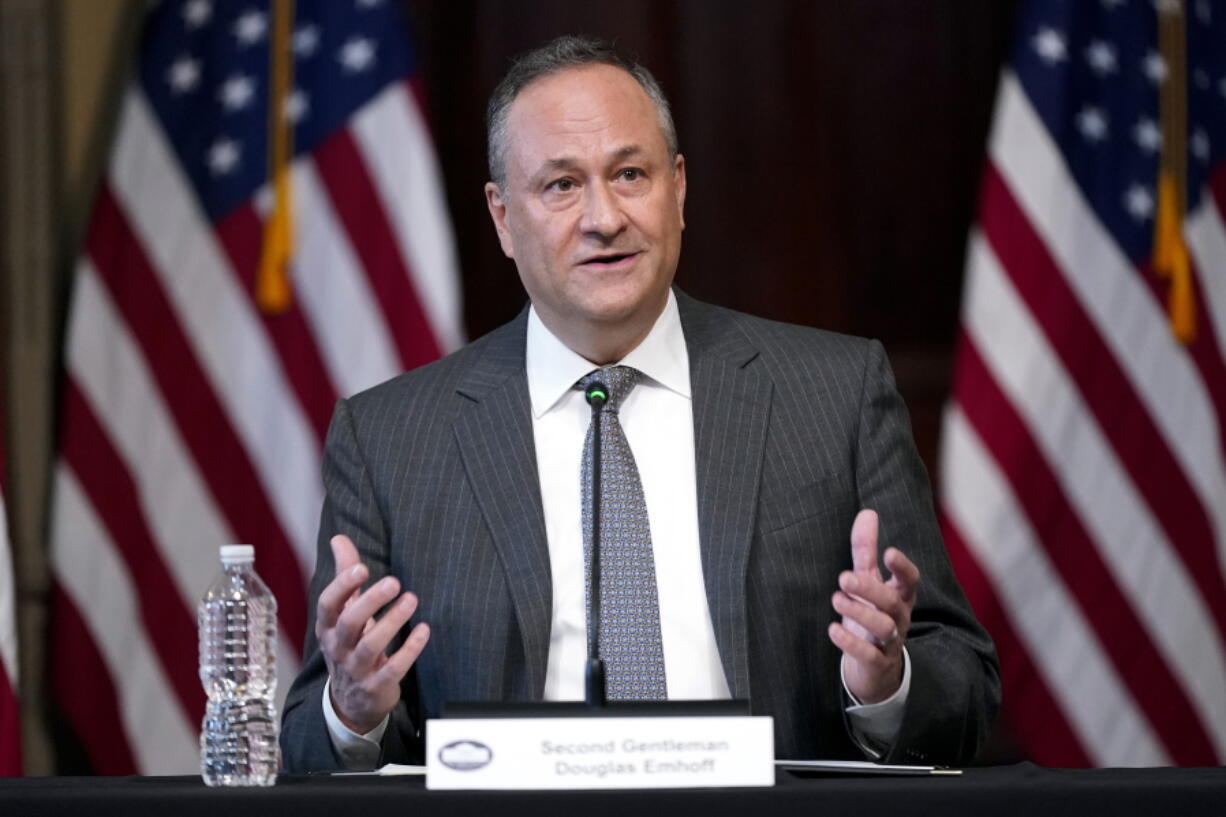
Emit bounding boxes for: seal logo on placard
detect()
[438,740,494,771]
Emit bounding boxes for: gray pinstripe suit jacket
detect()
[280,291,1000,772]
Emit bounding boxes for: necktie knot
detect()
[576,366,642,412]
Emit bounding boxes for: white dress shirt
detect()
[528,292,729,700]
[323,291,909,767]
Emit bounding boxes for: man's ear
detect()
[673,153,687,231]
[484,182,516,259]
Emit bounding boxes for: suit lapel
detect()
[452,313,552,697]
[678,292,772,700]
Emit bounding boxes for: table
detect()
[1,764,1223,817]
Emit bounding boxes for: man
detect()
[281,36,999,772]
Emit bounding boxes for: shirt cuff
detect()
[322,677,389,770]
[840,647,911,760]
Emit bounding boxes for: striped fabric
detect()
[1,401,21,775]
[49,0,460,774]
[940,1,1226,766]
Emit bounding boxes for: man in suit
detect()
[281,36,999,772]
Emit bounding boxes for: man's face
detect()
[485,64,686,353]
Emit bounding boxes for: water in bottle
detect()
[199,544,279,786]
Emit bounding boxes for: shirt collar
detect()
[526,289,691,419]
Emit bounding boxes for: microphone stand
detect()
[584,382,608,709]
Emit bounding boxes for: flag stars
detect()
[1191,129,1210,162]
[1124,184,1154,221]
[1085,41,1118,75]
[1077,107,1109,142]
[1143,51,1167,84]
[183,0,212,29]
[234,9,268,47]
[1195,0,1211,23]
[293,24,320,58]
[1152,0,1180,14]
[218,74,256,112]
[1193,69,1210,90]
[1100,0,1127,8]
[355,0,385,7]
[338,37,377,73]
[167,55,201,94]
[207,137,241,176]
[1032,27,1068,64]
[285,88,309,123]
[1132,118,1162,152]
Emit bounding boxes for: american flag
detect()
[941,0,1226,765]
[49,0,461,774]
[1,402,20,776]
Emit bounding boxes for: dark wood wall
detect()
[405,0,1019,474]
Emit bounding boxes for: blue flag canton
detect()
[139,0,414,223]
[1012,0,1225,265]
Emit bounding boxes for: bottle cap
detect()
[220,544,255,566]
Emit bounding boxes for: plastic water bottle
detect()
[198,544,279,786]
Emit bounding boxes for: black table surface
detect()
[1,763,1224,817]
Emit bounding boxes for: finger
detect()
[334,575,402,646]
[884,547,921,602]
[330,534,362,574]
[316,562,369,631]
[331,535,364,607]
[838,570,906,620]
[350,592,420,670]
[828,621,891,667]
[850,509,881,579]
[377,622,430,685]
[832,590,899,647]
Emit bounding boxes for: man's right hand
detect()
[316,534,430,735]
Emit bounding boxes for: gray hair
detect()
[486,35,678,189]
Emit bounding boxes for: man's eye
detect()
[619,168,642,181]
[549,179,575,192]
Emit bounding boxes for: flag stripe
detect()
[85,185,307,648]
[1169,259,1226,467]
[0,493,15,691]
[49,584,137,776]
[110,90,322,571]
[52,467,199,774]
[312,127,444,371]
[954,332,1217,763]
[940,513,1093,768]
[214,203,337,445]
[940,406,1169,766]
[979,165,1226,648]
[60,380,203,726]
[963,231,1226,755]
[1187,188,1226,385]
[0,476,19,776]
[352,81,464,354]
[291,158,406,397]
[1211,163,1226,233]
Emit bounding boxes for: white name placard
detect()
[425,715,775,790]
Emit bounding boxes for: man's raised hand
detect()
[827,509,920,703]
[316,534,430,735]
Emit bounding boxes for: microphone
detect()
[583,381,608,708]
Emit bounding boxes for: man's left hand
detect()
[828,508,920,703]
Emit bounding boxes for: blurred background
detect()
[1,0,1222,776]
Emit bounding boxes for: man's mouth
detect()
[579,251,639,267]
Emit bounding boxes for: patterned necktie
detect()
[577,366,667,700]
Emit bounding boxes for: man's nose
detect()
[579,181,626,239]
